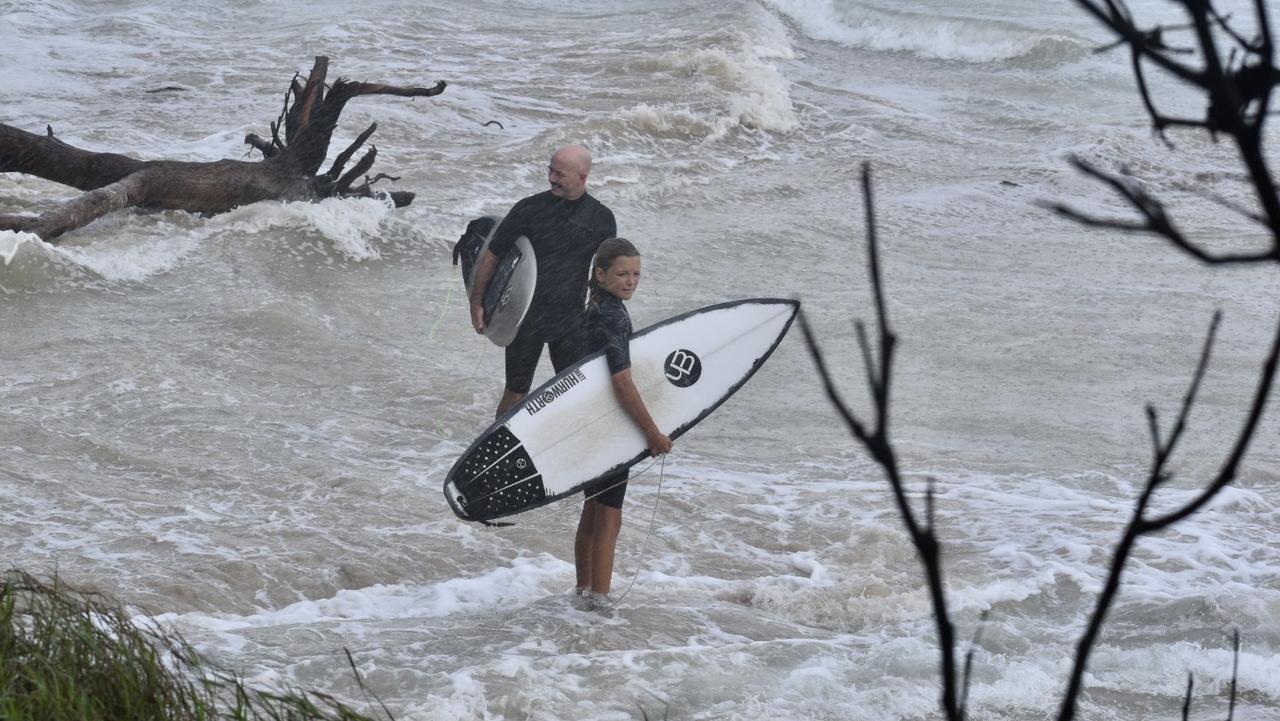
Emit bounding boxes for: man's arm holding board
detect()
[469,250,500,333]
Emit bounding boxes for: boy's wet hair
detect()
[593,237,639,272]
[589,237,640,304]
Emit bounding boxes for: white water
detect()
[2,1,1279,719]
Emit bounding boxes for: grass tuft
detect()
[0,569,388,721]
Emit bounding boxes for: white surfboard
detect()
[444,298,800,523]
[454,215,538,347]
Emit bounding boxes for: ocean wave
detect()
[624,8,801,135]
[207,196,397,261]
[0,215,210,290]
[650,44,799,133]
[0,231,87,279]
[156,554,573,630]
[762,0,1088,64]
[0,231,100,290]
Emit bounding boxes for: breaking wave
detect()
[763,0,1088,64]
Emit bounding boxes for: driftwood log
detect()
[0,56,446,242]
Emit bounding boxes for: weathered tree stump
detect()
[0,56,446,242]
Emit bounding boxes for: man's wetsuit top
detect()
[489,190,617,342]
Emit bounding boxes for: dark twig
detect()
[1181,672,1194,721]
[1070,0,1280,260]
[243,133,278,158]
[342,173,404,200]
[1056,312,1224,721]
[1095,27,1195,55]
[1228,628,1240,721]
[638,701,671,721]
[1049,4,1280,719]
[1178,181,1268,225]
[1059,311,1280,721]
[1143,312,1280,531]
[269,119,283,156]
[326,122,378,179]
[1129,44,1180,147]
[334,147,377,194]
[800,162,962,720]
[1042,157,1276,265]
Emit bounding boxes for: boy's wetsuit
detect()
[578,293,632,508]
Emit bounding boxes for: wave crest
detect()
[208,196,396,261]
[764,0,1088,64]
[624,7,800,136]
[633,44,799,134]
[0,231,98,291]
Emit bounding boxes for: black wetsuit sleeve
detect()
[601,205,618,240]
[488,196,534,258]
[600,300,632,375]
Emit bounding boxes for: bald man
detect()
[470,145,617,417]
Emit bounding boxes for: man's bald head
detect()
[548,144,593,200]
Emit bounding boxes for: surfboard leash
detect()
[426,280,455,342]
[608,453,665,608]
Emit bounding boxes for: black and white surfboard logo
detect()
[664,349,701,387]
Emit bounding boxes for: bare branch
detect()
[1041,200,1157,235]
[334,147,377,195]
[854,320,881,408]
[801,164,960,720]
[2,175,144,241]
[798,311,873,444]
[1048,157,1277,264]
[1144,311,1280,531]
[287,56,330,143]
[326,122,378,179]
[243,133,278,158]
[1057,515,1142,721]
[342,80,448,99]
[1094,26,1195,55]
[1177,181,1267,225]
[1144,404,1162,458]
[1057,306,1276,721]
[1228,629,1240,721]
[1071,0,1280,257]
[861,163,897,425]
[1073,0,1207,86]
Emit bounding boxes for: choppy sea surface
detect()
[3,0,1279,719]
